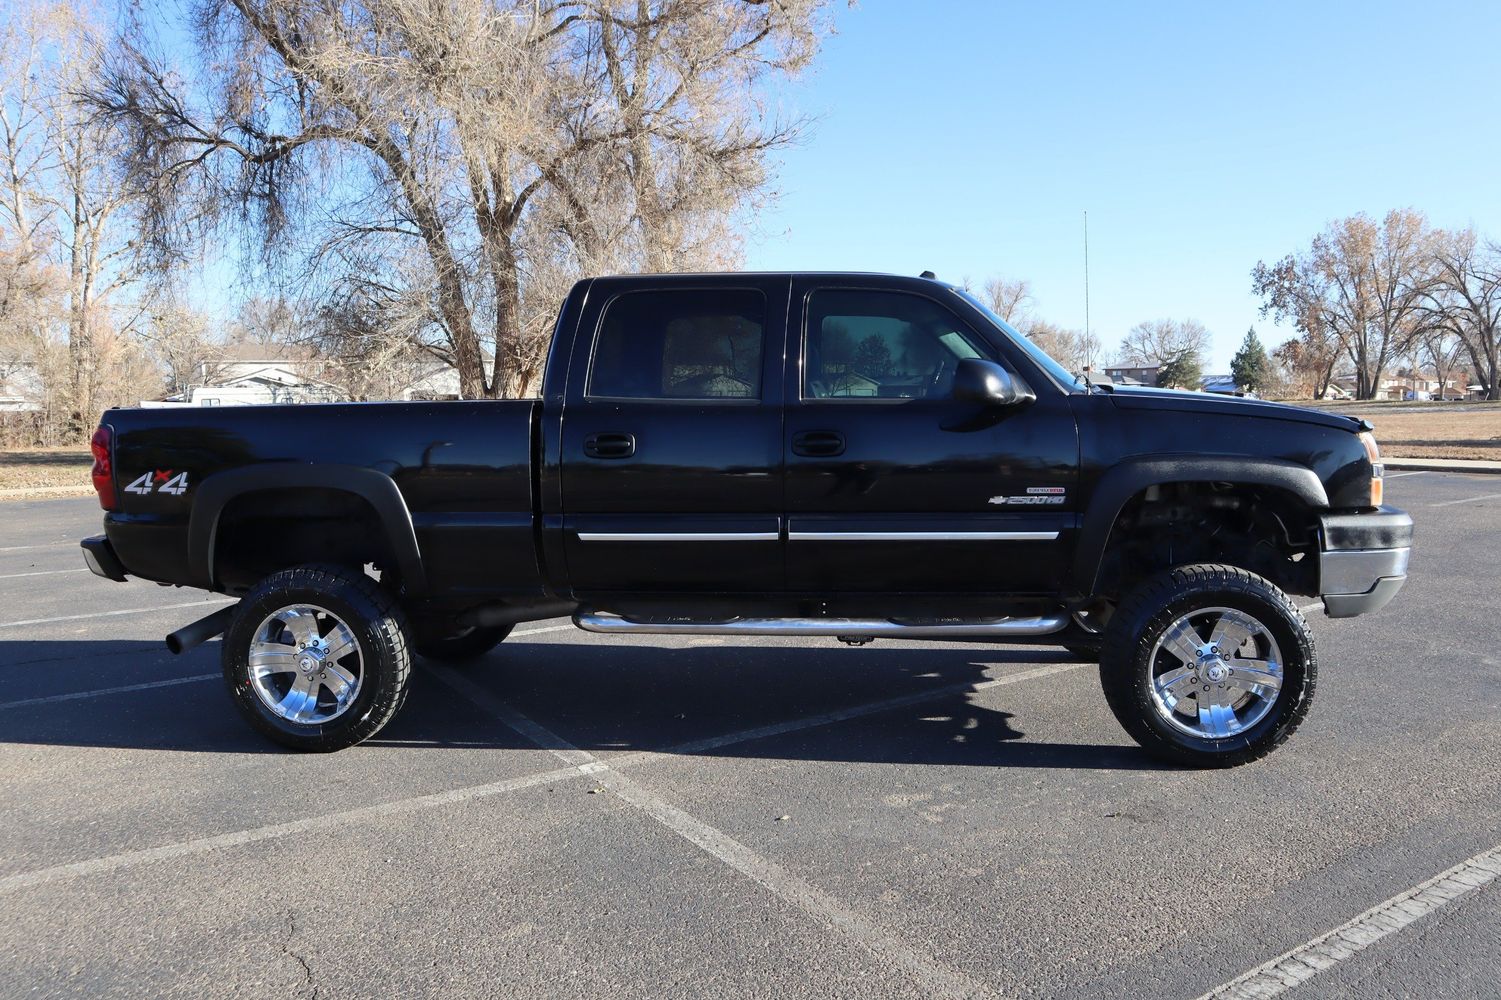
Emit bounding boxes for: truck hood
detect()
[1105,386,1365,432]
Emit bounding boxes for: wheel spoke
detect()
[1157,666,1198,705]
[277,674,320,723]
[1160,620,1204,666]
[323,624,358,664]
[1225,659,1282,696]
[280,608,321,648]
[1209,614,1255,655]
[248,643,298,678]
[1198,698,1237,738]
[320,664,358,708]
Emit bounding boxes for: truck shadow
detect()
[0,637,1166,771]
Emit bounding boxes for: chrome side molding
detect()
[573,611,1069,638]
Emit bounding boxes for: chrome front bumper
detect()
[1317,507,1413,618]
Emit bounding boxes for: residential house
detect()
[1329,369,1471,402]
[1103,364,1159,387]
[0,361,43,412]
[1200,375,1249,397]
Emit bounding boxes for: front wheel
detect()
[1099,564,1316,767]
[222,564,413,752]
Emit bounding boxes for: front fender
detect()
[1069,455,1328,597]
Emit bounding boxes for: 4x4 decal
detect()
[124,470,190,496]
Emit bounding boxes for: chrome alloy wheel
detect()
[248,604,363,725]
[1147,606,1284,740]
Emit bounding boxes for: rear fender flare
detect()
[187,464,425,594]
[1071,456,1327,596]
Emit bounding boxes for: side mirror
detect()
[952,359,1035,407]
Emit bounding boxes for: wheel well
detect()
[1093,482,1320,600]
[213,488,397,594]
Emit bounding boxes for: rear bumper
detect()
[1318,506,1413,618]
[81,534,128,582]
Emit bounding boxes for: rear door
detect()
[558,276,789,595]
[783,277,1079,594]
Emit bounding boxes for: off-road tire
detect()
[1099,564,1316,767]
[223,564,412,752]
[416,624,512,663]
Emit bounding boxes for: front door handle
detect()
[792,430,845,457]
[584,432,635,459]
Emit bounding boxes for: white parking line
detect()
[0,674,217,710]
[1383,471,1429,479]
[0,542,77,553]
[0,762,596,895]
[627,661,1086,763]
[0,651,1075,968]
[1429,492,1501,507]
[0,568,90,581]
[0,598,235,630]
[1195,843,1501,999]
[430,663,995,999]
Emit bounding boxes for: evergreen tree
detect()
[1158,350,1204,390]
[1230,327,1270,393]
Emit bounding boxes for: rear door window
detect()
[589,289,766,401]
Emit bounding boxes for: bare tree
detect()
[982,277,1033,325]
[138,303,215,398]
[1024,319,1098,374]
[1421,230,1500,400]
[0,0,149,435]
[1254,210,1437,399]
[1116,318,1210,367]
[1271,328,1340,400]
[88,0,837,399]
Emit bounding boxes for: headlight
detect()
[1359,431,1383,506]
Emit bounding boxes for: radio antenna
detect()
[1083,209,1095,386]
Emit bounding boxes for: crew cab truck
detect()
[81,272,1413,765]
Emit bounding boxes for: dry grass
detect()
[0,449,94,493]
[1321,408,1501,460]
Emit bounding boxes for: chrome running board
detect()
[573,611,1069,638]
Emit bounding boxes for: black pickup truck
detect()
[81,272,1413,764]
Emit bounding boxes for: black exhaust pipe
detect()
[165,605,237,655]
[457,600,578,629]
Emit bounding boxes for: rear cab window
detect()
[588,289,767,401]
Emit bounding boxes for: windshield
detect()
[956,290,1084,390]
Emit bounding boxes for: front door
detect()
[559,277,789,595]
[784,279,1079,594]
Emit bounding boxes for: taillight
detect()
[90,425,116,510]
[1358,431,1383,507]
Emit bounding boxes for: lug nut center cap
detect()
[1205,662,1229,683]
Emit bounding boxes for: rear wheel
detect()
[223,564,412,752]
[1099,564,1316,767]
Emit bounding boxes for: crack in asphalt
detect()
[281,911,319,1000]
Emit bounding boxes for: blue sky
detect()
[746,1,1501,371]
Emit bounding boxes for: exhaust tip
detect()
[164,604,236,656]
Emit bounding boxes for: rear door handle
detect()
[791,430,845,457]
[584,432,635,459]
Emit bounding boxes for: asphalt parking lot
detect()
[1,472,1498,1000]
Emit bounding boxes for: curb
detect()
[1384,459,1501,475]
[0,485,95,500]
